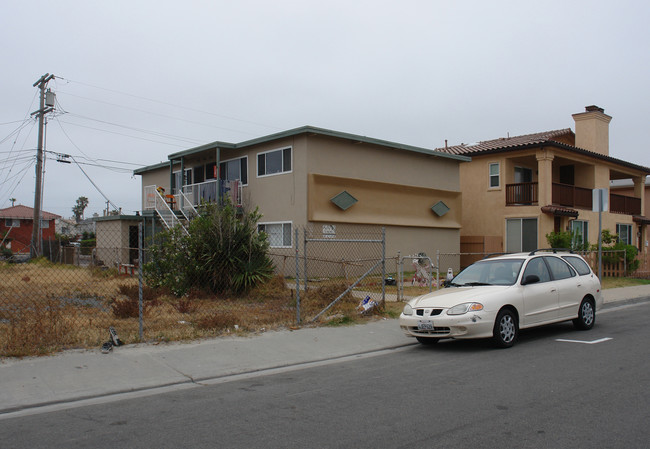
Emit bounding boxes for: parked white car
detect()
[399,250,603,348]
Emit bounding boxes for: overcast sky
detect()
[1,0,649,218]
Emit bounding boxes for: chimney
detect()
[572,105,612,156]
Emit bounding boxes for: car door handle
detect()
[550,289,557,293]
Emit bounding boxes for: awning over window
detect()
[540,205,579,218]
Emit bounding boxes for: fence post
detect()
[397,251,401,301]
[295,227,300,325]
[138,222,143,340]
[436,250,440,290]
[381,227,386,306]
[303,227,308,293]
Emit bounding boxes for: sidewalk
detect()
[1,285,649,416]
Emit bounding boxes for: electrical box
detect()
[45,89,56,107]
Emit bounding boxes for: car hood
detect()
[409,286,511,309]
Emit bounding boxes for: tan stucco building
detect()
[134,126,470,266]
[437,106,650,263]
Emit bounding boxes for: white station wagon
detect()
[399,250,603,348]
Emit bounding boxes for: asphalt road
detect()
[2,300,649,448]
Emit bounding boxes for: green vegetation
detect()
[144,201,274,296]
[547,228,640,275]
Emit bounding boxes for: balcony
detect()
[610,193,641,215]
[183,179,242,207]
[505,182,538,205]
[506,182,642,215]
[551,183,592,209]
[145,179,242,211]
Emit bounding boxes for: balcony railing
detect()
[610,193,641,215]
[506,182,641,215]
[182,179,242,207]
[505,182,538,205]
[551,183,592,209]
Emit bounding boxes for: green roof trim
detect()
[331,191,358,211]
[163,125,471,163]
[431,201,450,217]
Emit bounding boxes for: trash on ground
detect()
[357,296,379,314]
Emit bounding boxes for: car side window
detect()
[544,256,575,280]
[522,257,551,283]
[562,256,591,276]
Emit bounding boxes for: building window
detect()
[616,224,632,245]
[172,168,192,193]
[489,163,500,188]
[506,218,537,252]
[220,156,248,185]
[40,220,50,229]
[258,222,292,248]
[258,147,292,177]
[571,220,589,248]
[4,219,20,227]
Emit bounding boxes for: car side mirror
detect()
[522,274,540,285]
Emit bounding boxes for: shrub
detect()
[144,201,275,296]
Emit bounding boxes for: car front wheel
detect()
[492,308,518,348]
[573,298,595,330]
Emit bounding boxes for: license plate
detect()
[417,320,434,331]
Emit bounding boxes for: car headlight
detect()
[447,302,484,315]
[403,304,414,316]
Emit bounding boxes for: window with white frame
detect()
[258,222,292,247]
[40,220,50,229]
[616,223,633,245]
[489,163,500,188]
[258,147,292,177]
[506,218,537,252]
[4,219,19,227]
[220,156,248,184]
[571,220,589,248]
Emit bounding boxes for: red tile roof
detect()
[541,205,579,217]
[437,129,574,155]
[436,128,650,173]
[0,205,61,220]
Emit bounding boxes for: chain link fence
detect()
[0,222,389,357]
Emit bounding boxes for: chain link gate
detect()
[294,225,386,323]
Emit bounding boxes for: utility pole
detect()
[30,73,55,258]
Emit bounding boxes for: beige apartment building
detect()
[437,106,650,268]
[134,126,470,263]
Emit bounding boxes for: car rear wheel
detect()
[416,336,439,345]
[573,298,595,330]
[492,308,518,348]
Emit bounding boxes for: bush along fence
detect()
[0,205,390,357]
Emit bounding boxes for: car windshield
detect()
[450,259,525,286]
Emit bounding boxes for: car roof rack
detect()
[481,252,515,260]
[528,248,575,256]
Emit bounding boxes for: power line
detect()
[57,76,282,132]
[64,112,206,145]
[69,155,120,212]
[56,119,193,147]
[56,91,262,137]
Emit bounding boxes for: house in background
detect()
[437,105,650,270]
[134,126,470,271]
[0,205,61,254]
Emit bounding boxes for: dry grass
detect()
[1,263,390,357]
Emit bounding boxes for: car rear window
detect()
[544,256,575,280]
[562,256,592,276]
